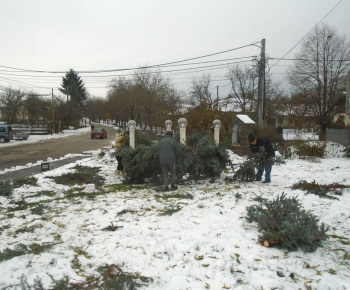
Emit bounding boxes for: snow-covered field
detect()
[0,129,350,289]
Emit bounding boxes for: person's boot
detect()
[163,186,169,192]
[171,184,178,190]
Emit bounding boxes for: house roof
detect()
[236,114,255,124]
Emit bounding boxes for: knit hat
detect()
[166,131,173,137]
[248,133,256,143]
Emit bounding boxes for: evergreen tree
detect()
[59,69,87,114]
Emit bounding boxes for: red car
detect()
[91,128,107,139]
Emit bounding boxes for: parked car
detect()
[91,128,107,139]
[0,125,14,143]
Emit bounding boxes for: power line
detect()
[270,57,350,62]
[270,0,345,69]
[0,42,260,74]
[0,59,257,93]
[0,42,261,96]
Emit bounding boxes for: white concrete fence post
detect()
[178,118,187,145]
[213,119,221,145]
[127,120,136,149]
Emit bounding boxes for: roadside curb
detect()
[0,155,91,182]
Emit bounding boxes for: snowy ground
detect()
[0,129,350,289]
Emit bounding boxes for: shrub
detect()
[344,145,350,158]
[295,141,326,157]
[246,193,328,252]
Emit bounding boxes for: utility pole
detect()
[346,70,350,128]
[346,70,350,116]
[216,86,219,110]
[52,88,55,134]
[257,38,266,130]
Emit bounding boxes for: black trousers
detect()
[116,156,123,171]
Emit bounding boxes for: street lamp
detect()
[213,119,221,145]
[178,118,187,145]
[128,120,136,148]
[165,120,172,132]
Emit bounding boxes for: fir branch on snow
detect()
[246,192,329,252]
[292,180,349,200]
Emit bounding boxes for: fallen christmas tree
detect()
[115,131,230,184]
[246,192,328,252]
[232,148,285,182]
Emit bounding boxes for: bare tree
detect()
[85,96,106,123]
[191,74,215,109]
[225,64,258,113]
[23,93,46,124]
[287,24,350,139]
[0,88,25,124]
[107,68,183,131]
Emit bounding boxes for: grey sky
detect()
[0,0,349,99]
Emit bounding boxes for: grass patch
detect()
[292,180,348,200]
[15,224,43,235]
[0,244,27,262]
[0,180,12,197]
[7,198,29,212]
[98,150,106,158]
[19,264,153,289]
[102,222,123,231]
[63,187,107,200]
[117,209,137,215]
[27,190,56,198]
[47,165,104,186]
[71,246,92,271]
[0,242,62,262]
[159,206,182,216]
[104,183,148,192]
[154,193,193,199]
[329,234,350,245]
[13,176,38,188]
[0,224,11,235]
[30,202,50,215]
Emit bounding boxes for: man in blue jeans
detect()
[248,134,275,183]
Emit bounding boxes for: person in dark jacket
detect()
[248,133,275,183]
[114,131,129,176]
[159,131,180,191]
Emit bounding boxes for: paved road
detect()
[0,124,116,173]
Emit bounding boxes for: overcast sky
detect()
[0,0,349,100]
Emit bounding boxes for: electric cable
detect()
[270,0,345,69]
[0,42,260,74]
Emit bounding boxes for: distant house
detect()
[268,114,318,130]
